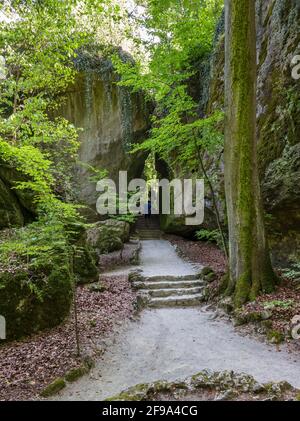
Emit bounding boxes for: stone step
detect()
[138,232,162,234]
[139,237,162,240]
[143,274,200,282]
[138,230,162,235]
[134,280,204,290]
[142,286,204,298]
[138,233,162,239]
[135,220,160,228]
[149,293,204,308]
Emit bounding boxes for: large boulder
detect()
[0,223,73,341]
[57,51,151,218]
[0,177,24,228]
[86,219,130,254]
[160,206,219,239]
[72,228,99,284]
[0,260,73,341]
[0,165,37,217]
[0,163,38,230]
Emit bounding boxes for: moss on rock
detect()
[40,377,66,397]
[73,228,98,284]
[267,329,285,344]
[86,219,130,254]
[0,178,24,228]
[0,222,73,341]
[65,365,89,382]
[107,370,298,401]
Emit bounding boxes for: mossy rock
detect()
[106,370,299,401]
[267,330,285,344]
[218,297,234,314]
[201,266,214,276]
[0,177,24,228]
[160,214,199,238]
[40,377,66,397]
[0,262,73,341]
[86,220,128,254]
[0,224,74,341]
[234,309,272,326]
[65,365,89,382]
[218,273,229,295]
[106,380,187,401]
[73,232,98,284]
[128,271,143,283]
[62,222,98,284]
[201,267,217,283]
[0,164,37,216]
[87,282,106,293]
[101,219,130,243]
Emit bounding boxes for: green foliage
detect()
[112,0,224,175]
[282,263,300,282]
[195,228,221,245]
[109,214,137,224]
[0,218,70,288]
[0,0,85,209]
[263,300,295,311]
[79,162,109,184]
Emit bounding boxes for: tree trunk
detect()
[224,0,276,306]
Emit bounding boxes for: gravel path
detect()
[54,240,300,401]
[139,239,202,277]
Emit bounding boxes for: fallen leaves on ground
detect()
[241,279,300,336]
[166,234,226,273]
[0,275,136,401]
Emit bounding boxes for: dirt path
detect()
[54,240,300,401]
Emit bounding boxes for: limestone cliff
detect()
[58,52,151,217]
[207,0,300,265]
[161,1,299,264]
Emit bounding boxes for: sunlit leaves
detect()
[113,0,224,175]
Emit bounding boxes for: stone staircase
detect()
[135,215,162,240]
[133,274,205,308]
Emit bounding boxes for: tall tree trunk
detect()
[224,0,276,306]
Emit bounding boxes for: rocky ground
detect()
[108,370,300,401]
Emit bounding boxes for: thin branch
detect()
[194,137,229,261]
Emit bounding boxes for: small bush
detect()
[263,299,294,310]
[195,229,221,245]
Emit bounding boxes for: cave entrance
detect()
[140,151,170,221]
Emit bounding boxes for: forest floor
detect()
[2,237,300,401]
[52,239,300,401]
[0,256,137,400]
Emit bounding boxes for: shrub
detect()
[195,229,221,245]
